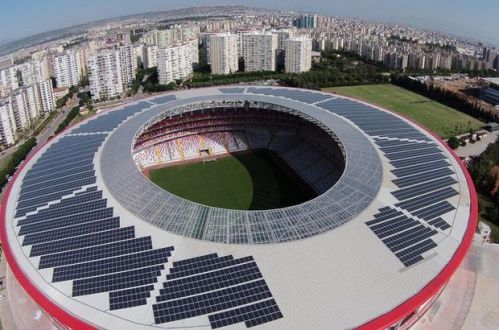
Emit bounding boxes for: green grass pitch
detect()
[323,84,484,139]
[148,150,315,210]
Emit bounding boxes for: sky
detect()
[0,0,498,46]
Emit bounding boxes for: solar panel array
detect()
[153,253,283,328]
[70,101,153,134]
[6,88,467,328]
[13,102,180,311]
[246,87,332,104]
[149,95,177,105]
[100,93,382,244]
[12,97,284,328]
[219,87,246,94]
[315,98,457,267]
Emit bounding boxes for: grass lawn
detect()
[323,84,484,139]
[149,150,314,210]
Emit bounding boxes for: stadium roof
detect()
[482,77,499,87]
[0,86,476,330]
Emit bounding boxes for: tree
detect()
[447,136,460,149]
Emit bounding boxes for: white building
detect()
[10,87,38,130]
[143,45,158,69]
[17,61,44,86]
[53,51,82,88]
[118,45,135,87]
[209,33,238,75]
[133,44,144,69]
[37,80,55,113]
[285,38,312,73]
[87,50,123,100]
[0,66,19,90]
[0,100,17,146]
[0,79,54,146]
[242,32,278,72]
[157,42,196,85]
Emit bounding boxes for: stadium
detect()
[0,86,476,329]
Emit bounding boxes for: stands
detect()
[132,108,345,193]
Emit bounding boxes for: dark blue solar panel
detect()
[39,236,153,269]
[428,217,451,230]
[391,160,450,178]
[413,201,456,220]
[389,154,447,168]
[172,253,219,268]
[209,299,283,329]
[149,95,177,104]
[110,285,155,310]
[395,187,459,212]
[53,246,173,282]
[73,265,164,296]
[153,280,272,323]
[153,253,281,328]
[71,102,151,133]
[29,226,135,257]
[17,199,108,226]
[392,168,454,188]
[392,176,457,201]
[247,87,331,104]
[23,217,120,246]
[219,87,246,94]
[19,207,113,236]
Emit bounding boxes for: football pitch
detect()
[323,84,484,139]
[148,150,316,210]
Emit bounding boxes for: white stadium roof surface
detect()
[0,86,477,330]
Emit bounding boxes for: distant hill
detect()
[0,5,279,57]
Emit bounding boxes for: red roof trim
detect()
[0,91,478,330]
[0,139,96,329]
[354,99,478,330]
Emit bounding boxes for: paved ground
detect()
[0,250,16,330]
[413,241,499,330]
[455,131,499,158]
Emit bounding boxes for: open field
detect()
[148,150,315,210]
[323,84,484,139]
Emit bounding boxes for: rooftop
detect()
[0,86,475,330]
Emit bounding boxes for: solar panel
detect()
[153,253,282,328]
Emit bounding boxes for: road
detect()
[455,131,499,158]
[0,95,78,201]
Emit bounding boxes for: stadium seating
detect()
[132,108,346,193]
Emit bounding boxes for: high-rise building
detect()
[273,29,293,70]
[87,50,123,100]
[118,45,135,87]
[0,79,54,145]
[17,61,44,86]
[234,30,257,59]
[284,38,312,73]
[157,42,196,85]
[293,15,318,29]
[242,32,277,72]
[0,66,19,90]
[209,33,239,75]
[37,80,55,113]
[53,51,82,88]
[0,100,17,146]
[143,45,158,69]
[133,44,144,69]
[201,33,218,65]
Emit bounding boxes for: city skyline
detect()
[0,0,498,47]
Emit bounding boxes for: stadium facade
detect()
[0,86,476,329]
